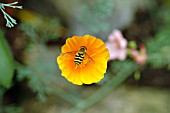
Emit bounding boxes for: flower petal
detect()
[80,68,100,84]
[67,69,83,85]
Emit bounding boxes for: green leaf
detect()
[0,30,14,88]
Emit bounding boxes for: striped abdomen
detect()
[74,52,85,66]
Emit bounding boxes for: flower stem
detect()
[51,87,82,105]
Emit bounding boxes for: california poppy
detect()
[57,35,109,85]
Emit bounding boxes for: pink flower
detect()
[106,29,127,60]
[131,44,147,64]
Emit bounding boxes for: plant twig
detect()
[0,1,22,28]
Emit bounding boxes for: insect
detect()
[60,46,95,68]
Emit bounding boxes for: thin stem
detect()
[0,8,16,27]
[0,1,23,28]
[0,2,22,9]
[1,1,18,6]
[50,88,82,105]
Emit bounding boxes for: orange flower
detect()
[57,35,109,85]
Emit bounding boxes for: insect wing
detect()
[60,51,77,59]
[84,53,95,64]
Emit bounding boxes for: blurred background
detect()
[0,0,170,113]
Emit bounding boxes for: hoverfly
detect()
[60,46,95,69]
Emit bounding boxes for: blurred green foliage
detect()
[20,21,62,43]
[147,30,170,68]
[0,86,5,113]
[15,11,66,102]
[16,43,58,102]
[0,30,14,88]
[76,0,113,35]
[3,105,23,113]
[18,10,65,43]
[146,4,170,68]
